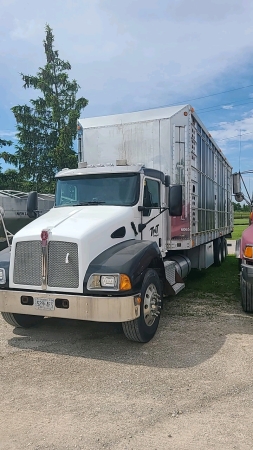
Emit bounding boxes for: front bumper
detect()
[241,263,253,284]
[0,290,140,322]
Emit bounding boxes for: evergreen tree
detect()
[0,138,12,174]
[1,25,88,192]
[0,139,12,148]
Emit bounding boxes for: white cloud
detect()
[210,110,253,143]
[10,19,40,40]
[209,110,253,173]
[222,105,234,110]
[0,131,16,138]
[0,0,252,110]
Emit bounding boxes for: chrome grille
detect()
[13,241,42,285]
[13,240,79,289]
[48,241,79,288]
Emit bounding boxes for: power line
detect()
[197,100,253,114]
[197,99,253,112]
[3,83,253,135]
[130,83,253,113]
[212,131,253,142]
[168,83,253,107]
[144,83,253,112]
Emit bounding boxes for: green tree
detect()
[0,169,22,191]
[232,202,242,211]
[0,139,12,148]
[0,138,13,175]
[1,24,88,192]
[242,203,250,212]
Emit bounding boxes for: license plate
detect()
[34,298,55,311]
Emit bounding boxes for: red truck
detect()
[233,172,253,312]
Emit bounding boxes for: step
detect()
[164,260,176,285]
[172,282,185,295]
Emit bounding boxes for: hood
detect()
[14,205,136,242]
[11,205,138,293]
[241,224,253,258]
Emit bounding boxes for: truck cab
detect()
[0,163,182,343]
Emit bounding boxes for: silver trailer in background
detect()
[0,191,54,249]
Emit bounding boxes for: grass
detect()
[233,211,250,239]
[234,212,250,219]
[232,224,249,240]
[179,255,240,298]
[234,218,249,225]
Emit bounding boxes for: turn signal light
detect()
[120,274,132,291]
[244,245,253,259]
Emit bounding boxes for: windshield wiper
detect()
[72,201,106,206]
[87,201,106,205]
[56,201,106,207]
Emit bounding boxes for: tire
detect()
[214,238,222,266]
[221,237,227,262]
[1,312,44,328]
[122,269,162,343]
[240,274,253,313]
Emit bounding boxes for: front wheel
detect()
[122,269,162,343]
[1,312,44,328]
[240,275,253,313]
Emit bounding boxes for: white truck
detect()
[0,104,233,342]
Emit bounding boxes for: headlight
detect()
[87,273,131,291]
[101,275,118,288]
[0,268,6,284]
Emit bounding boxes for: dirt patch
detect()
[1,294,253,450]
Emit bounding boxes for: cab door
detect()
[141,177,164,252]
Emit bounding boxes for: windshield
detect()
[55,173,140,207]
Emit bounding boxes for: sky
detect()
[1,0,253,198]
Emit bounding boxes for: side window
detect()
[143,179,160,217]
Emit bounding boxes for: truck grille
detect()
[48,241,79,288]
[13,241,79,288]
[13,241,42,286]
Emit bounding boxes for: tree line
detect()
[0,25,88,194]
[233,202,251,212]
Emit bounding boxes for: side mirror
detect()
[165,175,170,187]
[233,172,242,195]
[233,172,244,202]
[27,191,38,219]
[169,185,182,216]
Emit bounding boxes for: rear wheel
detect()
[240,275,253,313]
[122,269,162,343]
[214,238,222,266]
[1,312,44,328]
[221,237,227,262]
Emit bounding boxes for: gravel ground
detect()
[0,293,253,450]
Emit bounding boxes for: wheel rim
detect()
[143,283,161,326]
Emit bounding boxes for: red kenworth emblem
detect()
[41,230,49,247]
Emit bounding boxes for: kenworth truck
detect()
[0,105,233,342]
